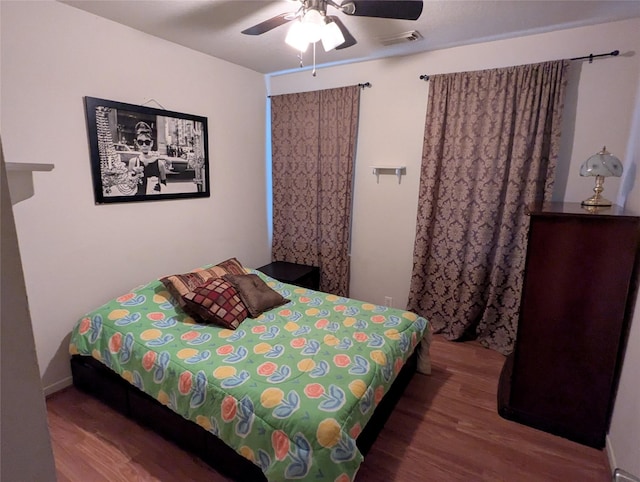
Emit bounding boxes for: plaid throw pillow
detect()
[182,278,248,329]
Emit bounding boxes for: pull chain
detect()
[312,42,317,77]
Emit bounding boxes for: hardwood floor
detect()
[47,335,611,481]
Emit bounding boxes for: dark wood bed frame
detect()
[71,350,418,481]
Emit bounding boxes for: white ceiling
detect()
[60,0,640,75]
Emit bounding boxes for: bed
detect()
[69,259,431,481]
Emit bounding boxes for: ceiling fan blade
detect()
[340,1,423,20]
[328,16,357,50]
[241,12,293,35]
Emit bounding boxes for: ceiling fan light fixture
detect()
[301,9,324,43]
[321,20,345,51]
[285,20,310,52]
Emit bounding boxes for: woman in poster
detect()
[128,121,167,195]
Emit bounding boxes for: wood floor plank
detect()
[47,335,610,481]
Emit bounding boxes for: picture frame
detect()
[84,96,210,204]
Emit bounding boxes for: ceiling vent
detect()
[378,30,424,46]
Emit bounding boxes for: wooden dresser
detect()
[498,202,640,448]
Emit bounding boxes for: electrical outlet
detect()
[384,296,393,307]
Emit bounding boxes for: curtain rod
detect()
[418,49,620,80]
[267,82,371,98]
[570,49,619,63]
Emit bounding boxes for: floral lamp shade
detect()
[579,146,623,207]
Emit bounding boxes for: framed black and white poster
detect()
[84,96,210,204]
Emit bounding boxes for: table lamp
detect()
[579,146,623,207]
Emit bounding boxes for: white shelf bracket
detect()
[373,167,381,184]
[371,166,406,184]
[395,168,403,184]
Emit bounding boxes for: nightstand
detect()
[257,261,320,291]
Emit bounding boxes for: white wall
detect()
[608,75,640,478]
[269,18,640,475]
[1,0,269,393]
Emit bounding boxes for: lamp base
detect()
[581,194,612,207]
[582,174,613,207]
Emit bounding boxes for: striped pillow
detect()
[202,257,246,277]
[160,258,247,307]
[160,271,210,308]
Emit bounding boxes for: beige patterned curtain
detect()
[271,86,360,296]
[408,60,569,354]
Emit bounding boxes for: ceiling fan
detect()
[241,0,424,52]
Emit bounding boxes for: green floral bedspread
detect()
[69,270,429,481]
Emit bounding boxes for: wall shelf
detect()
[6,162,54,204]
[371,166,406,184]
[6,162,55,172]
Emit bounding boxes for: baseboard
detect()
[43,376,72,397]
[607,434,640,481]
[607,433,619,475]
[614,469,640,482]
